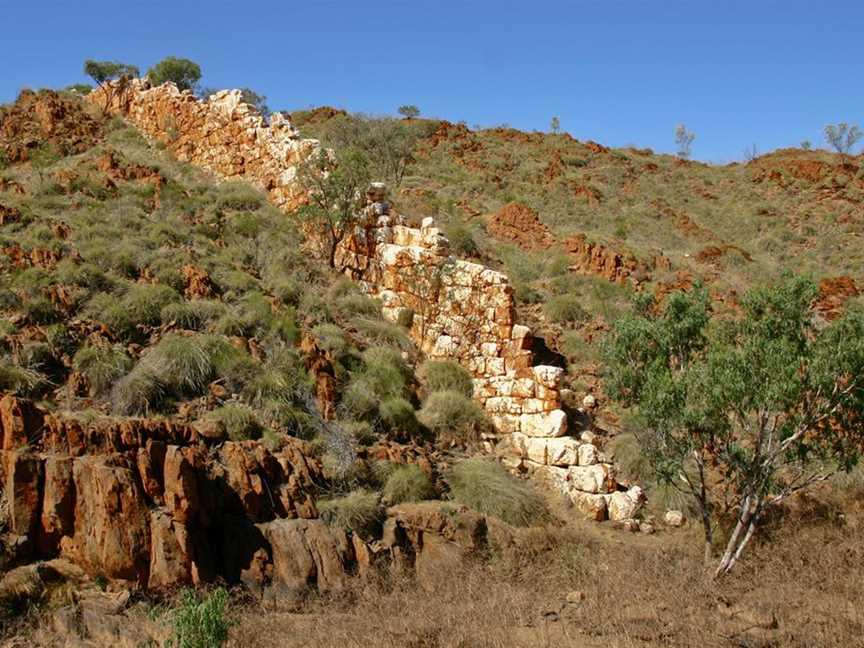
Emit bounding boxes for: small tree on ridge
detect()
[83,59,140,113]
[147,57,202,92]
[674,123,695,159]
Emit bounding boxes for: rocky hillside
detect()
[0,86,862,647]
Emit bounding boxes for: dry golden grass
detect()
[229,507,864,647]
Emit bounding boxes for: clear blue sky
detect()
[2,0,862,162]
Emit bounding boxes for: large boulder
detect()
[61,455,151,583]
[260,518,352,596]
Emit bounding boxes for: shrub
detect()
[169,587,231,648]
[543,294,588,325]
[23,296,58,324]
[141,333,213,394]
[351,318,412,350]
[379,396,420,438]
[417,390,491,444]
[205,404,262,441]
[147,57,202,92]
[160,300,225,330]
[73,344,133,396]
[334,291,381,321]
[446,222,480,258]
[111,367,164,415]
[318,489,383,538]
[446,458,547,526]
[359,346,412,398]
[88,284,180,340]
[311,323,350,358]
[0,355,46,395]
[341,347,412,422]
[383,464,435,504]
[420,360,473,398]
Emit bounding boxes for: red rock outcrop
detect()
[0,89,103,163]
[0,395,327,588]
[486,202,556,251]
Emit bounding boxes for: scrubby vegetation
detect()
[447,458,547,526]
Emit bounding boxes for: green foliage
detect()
[296,148,371,267]
[168,588,231,648]
[543,293,588,325]
[447,459,547,526]
[417,390,491,444]
[0,355,46,396]
[83,60,139,85]
[73,344,133,396]
[161,300,225,330]
[205,404,262,441]
[87,284,180,341]
[445,222,480,258]
[383,464,435,504]
[823,122,862,155]
[342,345,413,421]
[111,366,165,415]
[147,57,202,92]
[141,333,214,394]
[379,396,420,439]
[603,275,864,574]
[318,489,383,538]
[398,105,421,119]
[420,360,474,398]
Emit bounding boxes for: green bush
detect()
[205,404,262,441]
[446,458,547,526]
[351,318,412,350]
[0,355,46,395]
[420,360,474,397]
[383,464,435,504]
[341,346,413,422]
[73,344,133,396]
[111,366,165,415]
[543,293,589,325]
[160,300,225,330]
[379,396,420,438]
[311,323,350,358]
[88,284,180,340]
[318,489,383,538]
[417,390,491,444]
[169,587,231,648]
[141,333,214,394]
[446,222,480,257]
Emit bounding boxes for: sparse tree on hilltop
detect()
[674,123,696,159]
[801,139,812,150]
[603,276,864,576]
[296,148,371,268]
[83,59,140,113]
[550,116,561,134]
[311,114,435,187]
[146,57,202,92]
[824,122,862,158]
[398,105,420,119]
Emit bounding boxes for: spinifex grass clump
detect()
[447,458,548,526]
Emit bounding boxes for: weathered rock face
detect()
[89,80,320,211]
[0,396,325,588]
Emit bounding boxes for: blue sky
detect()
[1,0,862,162]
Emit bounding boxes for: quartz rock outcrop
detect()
[89,79,320,211]
[88,81,638,522]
